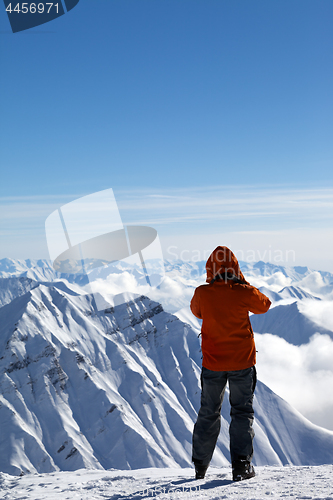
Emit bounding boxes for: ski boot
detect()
[193,461,209,479]
[232,458,255,481]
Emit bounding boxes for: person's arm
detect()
[247,287,271,314]
[190,288,202,319]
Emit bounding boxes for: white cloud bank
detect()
[255,333,333,431]
[85,263,333,432]
[87,272,200,315]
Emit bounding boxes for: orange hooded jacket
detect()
[190,246,271,371]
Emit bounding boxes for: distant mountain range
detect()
[1,259,333,476]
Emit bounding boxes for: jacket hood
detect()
[205,246,249,284]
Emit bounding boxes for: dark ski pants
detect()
[192,366,256,465]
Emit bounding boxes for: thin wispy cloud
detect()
[1,186,332,267]
[116,185,333,229]
[1,186,332,224]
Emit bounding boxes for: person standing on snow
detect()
[190,246,271,481]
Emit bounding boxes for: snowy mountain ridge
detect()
[250,300,333,345]
[1,281,333,477]
[1,257,333,299]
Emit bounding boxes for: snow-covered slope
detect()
[0,465,332,500]
[0,277,38,307]
[250,301,333,345]
[0,258,88,286]
[1,284,333,476]
[278,285,321,301]
[257,286,283,303]
[257,285,320,302]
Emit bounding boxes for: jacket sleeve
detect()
[247,287,271,314]
[190,288,202,319]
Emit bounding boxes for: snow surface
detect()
[0,465,332,500]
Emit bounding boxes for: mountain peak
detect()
[251,300,333,345]
[1,260,333,475]
[1,286,333,476]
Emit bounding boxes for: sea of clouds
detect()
[84,263,333,431]
[2,255,332,432]
[255,332,333,430]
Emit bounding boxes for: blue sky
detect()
[1,0,332,269]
